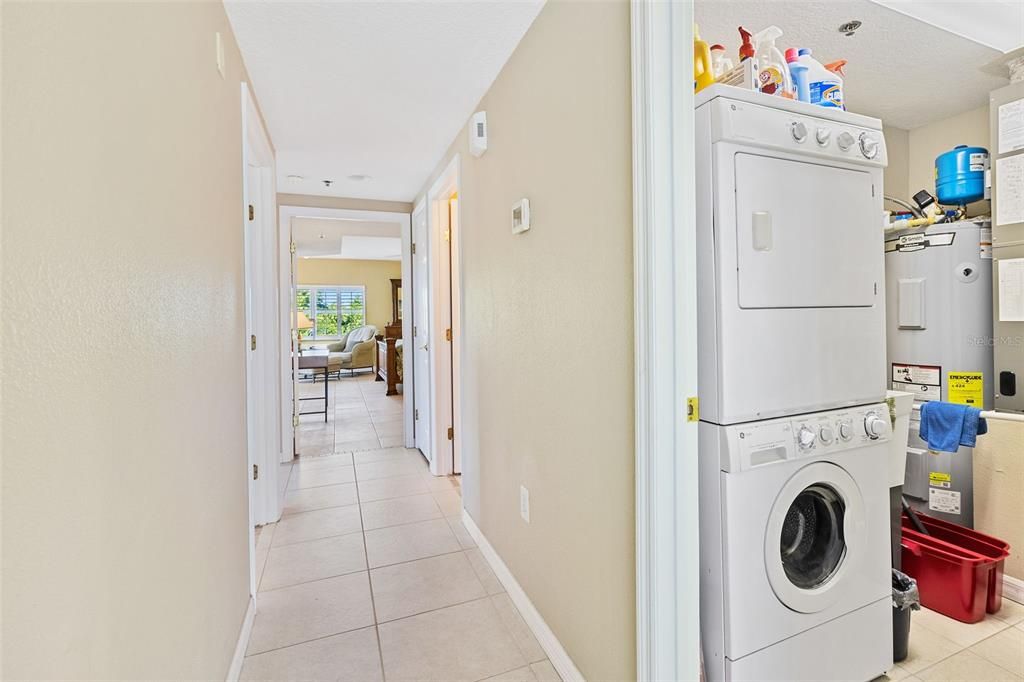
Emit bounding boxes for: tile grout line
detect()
[904,614,1019,678]
[353,445,390,682]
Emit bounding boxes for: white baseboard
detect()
[227,597,255,681]
[461,511,585,682]
[1003,574,1024,606]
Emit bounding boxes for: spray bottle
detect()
[710,44,734,79]
[737,26,755,62]
[751,26,792,96]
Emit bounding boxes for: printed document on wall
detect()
[996,154,1024,226]
[998,257,1024,322]
[998,99,1024,154]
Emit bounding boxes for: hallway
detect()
[244,376,561,681]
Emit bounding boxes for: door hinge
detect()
[248,204,255,221]
[252,464,259,480]
[444,229,451,243]
[445,328,452,341]
[292,414,299,428]
[289,241,297,254]
[412,243,417,255]
[413,325,417,337]
[686,397,699,422]
[447,426,454,440]
[250,334,257,351]
[414,408,419,421]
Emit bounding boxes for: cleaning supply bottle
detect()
[797,49,843,109]
[710,44,733,79]
[738,26,755,62]
[785,48,810,103]
[694,23,715,93]
[824,60,847,110]
[751,25,791,96]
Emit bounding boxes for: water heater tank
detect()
[935,145,988,205]
[884,219,993,526]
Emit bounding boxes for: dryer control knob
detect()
[791,121,808,143]
[797,425,816,450]
[864,413,890,440]
[837,131,855,151]
[818,425,835,445]
[816,127,832,146]
[838,422,853,441]
[859,132,879,159]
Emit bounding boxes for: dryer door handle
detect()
[751,211,773,252]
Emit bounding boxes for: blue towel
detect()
[919,401,988,453]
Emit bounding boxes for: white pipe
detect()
[910,403,1024,423]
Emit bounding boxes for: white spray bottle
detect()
[752,25,792,96]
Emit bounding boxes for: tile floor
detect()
[245,374,561,682]
[876,599,1024,681]
[296,371,406,455]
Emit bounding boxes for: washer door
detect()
[764,462,865,614]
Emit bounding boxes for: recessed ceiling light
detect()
[319,233,325,239]
[323,179,333,187]
[286,174,304,184]
[348,174,372,182]
[838,20,862,36]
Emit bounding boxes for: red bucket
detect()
[901,514,1010,614]
[901,529,990,623]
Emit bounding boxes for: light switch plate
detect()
[512,198,531,235]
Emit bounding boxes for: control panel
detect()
[722,403,892,473]
[709,96,886,167]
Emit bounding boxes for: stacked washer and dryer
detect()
[695,85,894,681]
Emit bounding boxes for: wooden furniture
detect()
[390,278,402,326]
[297,354,329,422]
[375,337,401,395]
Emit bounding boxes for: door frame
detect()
[424,154,462,476]
[242,82,281,591]
[631,3,699,681]
[410,199,431,457]
[277,204,414,449]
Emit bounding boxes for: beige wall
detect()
[297,258,401,332]
[3,2,254,677]
[278,193,412,214]
[416,1,635,679]
[897,105,1024,580]
[883,126,910,204]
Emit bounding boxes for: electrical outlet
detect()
[519,485,530,523]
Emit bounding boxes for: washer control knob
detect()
[791,121,808,143]
[837,131,855,151]
[816,127,832,146]
[797,425,816,450]
[864,412,890,440]
[818,425,835,445]
[838,421,853,441]
[859,132,879,159]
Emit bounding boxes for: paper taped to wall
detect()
[996,154,1024,226]
[998,257,1024,322]
[998,99,1024,155]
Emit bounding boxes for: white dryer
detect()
[695,85,889,424]
[699,404,894,681]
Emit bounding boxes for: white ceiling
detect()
[225,0,545,202]
[871,0,1024,53]
[293,217,402,260]
[696,0,1017,130]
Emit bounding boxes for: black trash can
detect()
[892,569,920,662]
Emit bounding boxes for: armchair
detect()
[326,325,378,376]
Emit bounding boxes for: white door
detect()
[289,222,299,453]
[412,206,432,462]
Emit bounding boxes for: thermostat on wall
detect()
[512,198,531,234]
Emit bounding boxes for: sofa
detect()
[325,325,378,376]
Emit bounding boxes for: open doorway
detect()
[413,155,463,477]
[277,205,414,459]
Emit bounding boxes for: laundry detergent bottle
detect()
[694,23,715,93]
[798,49,843,109]
[752,25,792,96]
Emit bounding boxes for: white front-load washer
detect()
[699,404,894,681]
[695,85,889,424]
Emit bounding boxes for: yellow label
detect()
[686,397,699,422]
[929,472,951,488]
[947,372,984,406]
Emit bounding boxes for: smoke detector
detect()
[348,174,372,182]
[323,179,333,187]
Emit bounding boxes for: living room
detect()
[291,213,407,456]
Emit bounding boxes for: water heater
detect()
[884,219,993,526]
